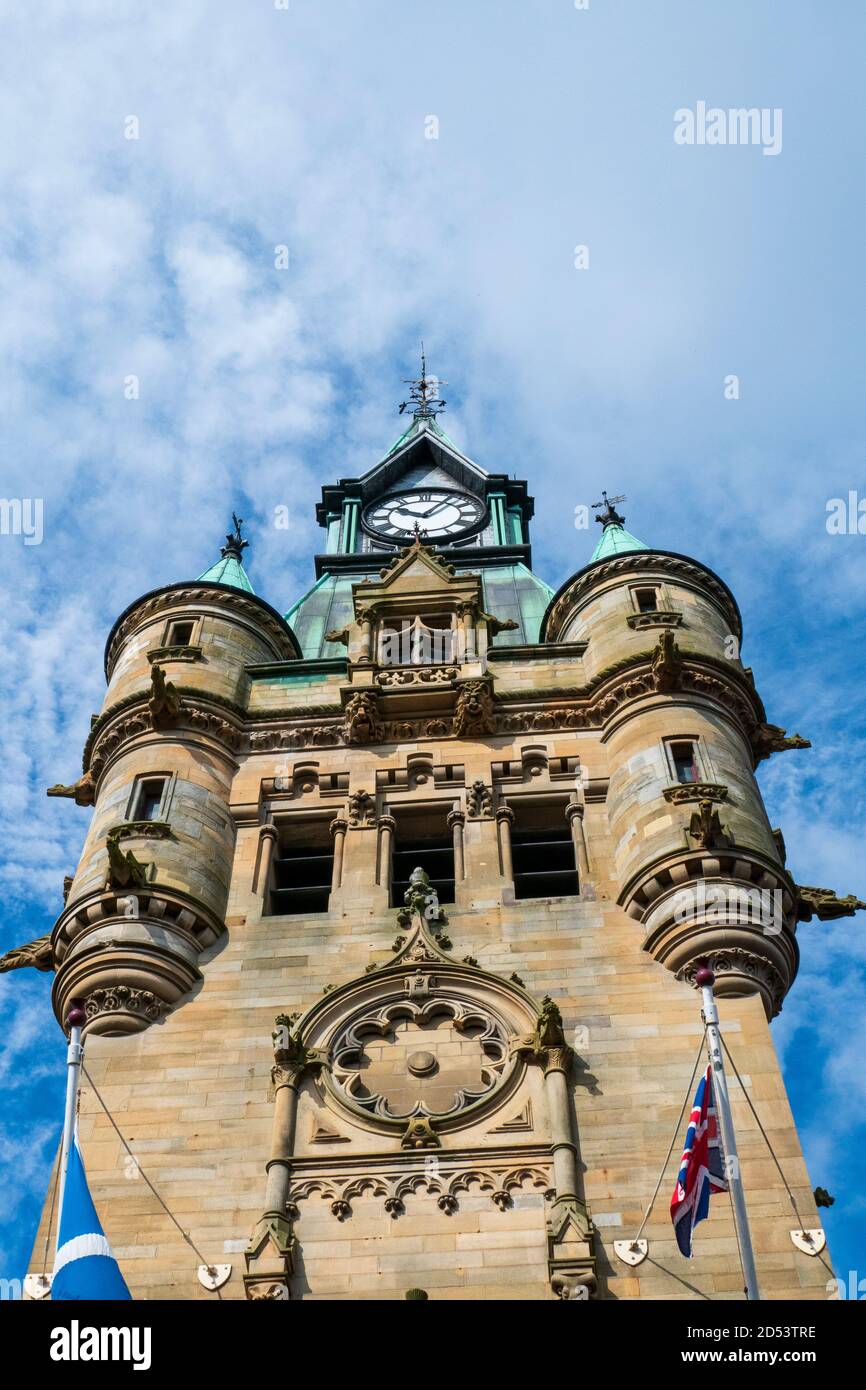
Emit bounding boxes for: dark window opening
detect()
[390,813,455,908]
[134,778,167,822]
[511,804,579,900]
[166,619,195,646]
[634,587,658,613]
[269,823,334,916]
[671,741,700,784]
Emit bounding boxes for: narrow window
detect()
[269,821,334,916]
[166,619,195,647]
[671,741,700,784]
[134,777,168,822]
[634,586,658,613]
[511,804,579,900]
[390,809,455,907]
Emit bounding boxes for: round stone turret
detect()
[543,530,800,1017]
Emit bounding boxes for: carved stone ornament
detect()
[663,782,728,805]
[752,722,811,763]
[148,663,183,730]
[46,770,96,806]
[466,780,493,818]
[453,678,496,737]
[344,690,384,746]
[105,830,150,890]
[284,871,542,1139]
[796,885,866,923]
[651,629,683,693]
[84,986,167,1026]
[0,935,54,974]
[687,799,729,850]
[347,788,376,827]
[626,609,683,630]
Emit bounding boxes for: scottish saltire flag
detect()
[670,1065,728,1257]
[52,1136,131,1300]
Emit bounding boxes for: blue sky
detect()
[1,1,864,1289]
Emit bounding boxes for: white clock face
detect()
[362,489,486,542]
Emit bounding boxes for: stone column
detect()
[515,997,595,1300]
[542,1047,579,1205]
[457,601,477,663]
[256,825,278,900]
[378,814,396,891]
[330,816,348,891]
[566,798,590,881]
[245,1020,324,1301]
[263,1063,302,1215]
[496,806,515,883]
[356,606,374,663]
[447,809,465,882]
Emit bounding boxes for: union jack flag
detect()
[670,1064,728,1257]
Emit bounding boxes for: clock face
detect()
[362,489,486,543]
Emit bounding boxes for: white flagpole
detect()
[54,999,86,1260]
[695,965,761,1301]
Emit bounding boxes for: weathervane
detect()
[221,511,249,560]
[592,491,626,529]
[399,342,447,420]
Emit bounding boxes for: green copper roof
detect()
[197,553,255,593]
[384,413,460,459]
[589,522,648,563]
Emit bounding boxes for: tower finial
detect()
[221,512,249,561]
[398,342,447,420]
[592,491,627,530]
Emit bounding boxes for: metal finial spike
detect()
[591,490,627,529]
[398,344,448,420]
[221,513,250,560]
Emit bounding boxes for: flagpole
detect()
[55,999,86,1260]
[695,965,761,1301]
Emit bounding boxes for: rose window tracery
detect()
[330,998,510,1120]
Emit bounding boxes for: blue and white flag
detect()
[52,1136,131,1300]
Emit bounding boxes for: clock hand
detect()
[422,499,456,519]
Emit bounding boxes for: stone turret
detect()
[50,522,301,1035]
[543,507,800,1018]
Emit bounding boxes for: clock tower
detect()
[16,362,860,1302]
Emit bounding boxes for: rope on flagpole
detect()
[632,1036,707,1244]
[81,1062,224,1289]
[719,1035,834,1275]
[40,1148,62,1278]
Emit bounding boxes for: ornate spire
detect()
[592,491,626,530]
[221,512,249,561]
[398,343,447,421]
